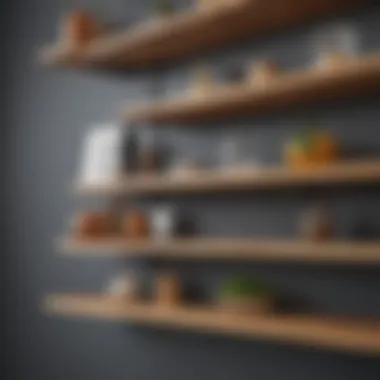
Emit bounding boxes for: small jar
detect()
[155,272,181,307]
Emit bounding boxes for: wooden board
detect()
[125,53,380,123]
[38,0,361,70]
[74,160,380,196]
[58,237,380,264]
[46,294,380,356]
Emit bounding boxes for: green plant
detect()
[219,276,272,300]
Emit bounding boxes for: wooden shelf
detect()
[46,294,380,356]
[75,160,380,196]
[125,53,380,123]
[58,237,380,265]
[38,0,361,70]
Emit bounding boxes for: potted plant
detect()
[218,276,274,315]
[284,126,339,169]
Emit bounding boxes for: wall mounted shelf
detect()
[125,53,380,123]
[75,160,380,196]
[58,237,380,265]
[38,0,360,70]
[46,294,380,356]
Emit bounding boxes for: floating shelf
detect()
[75,160,380,196]
[125,53,380,123]
[46,294,380,356]
[38,0,360,70]
[58,237,380,265]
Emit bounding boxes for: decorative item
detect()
[188,66,214,97]
[313,22,359,70]
[71,211,113,239]
[138,127,159,174]
[105,271,140,301]
[60,9,103,50]
[248,60,279,86]
[299,206,334,241]
[218,276,274,315]
[122,124,139,175]
[123,209,149,239]
[284,128,339,169]
[154,271,181,307]
[151,206,176,240]
[78,124,123,185]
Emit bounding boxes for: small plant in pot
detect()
[218,276,274,315]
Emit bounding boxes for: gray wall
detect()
[5,1,380,379]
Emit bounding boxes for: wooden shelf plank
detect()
[58,237,380,264]
[74,160,380,196]
[45,294,380,356]
[38,0,361,70]
[125,53,380,123]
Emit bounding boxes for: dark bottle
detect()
[122,124,139,175]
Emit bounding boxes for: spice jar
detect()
[155,271,181,307]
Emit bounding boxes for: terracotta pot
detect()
[61,10,102,49]
[123,210,149,239]
[72,212,111,239]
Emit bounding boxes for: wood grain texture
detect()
[58,237,380,264]
[38,0,361,70]
[125,53,380,123]
[45,294,380,356]
[74,160,380,196]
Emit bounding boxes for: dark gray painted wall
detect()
[5,1,380,379]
